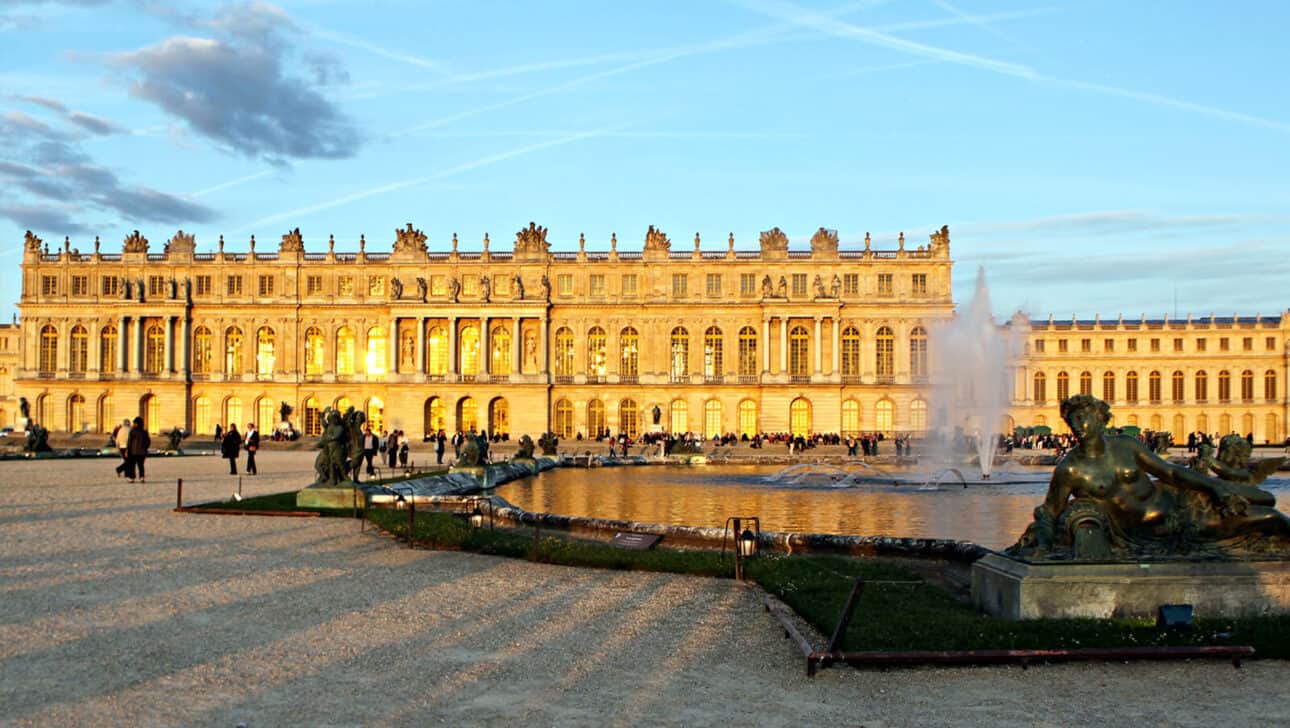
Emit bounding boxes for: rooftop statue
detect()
[24,230,42,254]
[393,223,428,255]
[166,229,196,255]
[279,227,304,253]
[1009,394,1290,561]
[759,227,789,253]
[810,226,839,255]
[122,230,149,254]
[515,222,550,256]
[644,225,671,252]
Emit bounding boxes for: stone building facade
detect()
[13,225,954,439]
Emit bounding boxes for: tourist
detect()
[387,429,400,469]
[244,422,260,475]
[125,416,151,483]
[213,423,222,443]
[113,418,131,477]
[221,423,242,475]
[398,433,410,467]
[362,425,378,476]
[435,430,446,464]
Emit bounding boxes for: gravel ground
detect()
[1,450,1286,727]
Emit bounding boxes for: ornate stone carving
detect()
[644,225,671,252]
[23,230,42,253]
[122,230,148,254]
[165,229,196,255]
[512,274,524,300]
[810,227,838,255]
[393,223,427,255]
[515,222,549,257]
[759,227,789,254]
[391,278,403,299]
[279,227,304,252]
[929,224,950,254]
[415,277,427,302]
[813,275,827,298]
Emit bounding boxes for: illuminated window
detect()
[195,396,212,435]
[99,326,117,374]
[703,399,722,438]
[554,327,574,377]
[738,327,758,378]
[910,326,928,379]
[430,276,446,296]
[39,324,57,373]
[67,394,85,432]
[491,326,512,376]
[336,327,355,375]
[338,275,354,296]
[670,327,689,379]
[789,326,810,377]
[304,327,324,376]
[69,325,87,373]
[875,399,893,436]
[554,399,574,438]
[256,327,275,377]
[303,397,322,437]
[619,327,639,377]
[703,327,723,378]
[224,397,243,428]
[670,399,688,434]
[490,397,509,436]
[1033,372,1047,403]
[619,399,639,438]
[427,327,448,375]
[425,397,445,434]
[875,326,894,378]
[257,397,275,433]
[910,399,928,435]
[790,397,811,436]
[587,399,606,438]
[841,326,861,379]
[144,323,165,374]
[366,396,384,433]
[457,325,477,376]
[368,276,385,297]
[586,327,606,378]
[738,400,757,437]
[841,399,860,436]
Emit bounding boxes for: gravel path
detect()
[1,450,1286,727]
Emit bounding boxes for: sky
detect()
[2,0,1288,323]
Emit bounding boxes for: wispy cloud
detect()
[953,209,1284,239]
[930,0,1035,53]
[191,169,275,198]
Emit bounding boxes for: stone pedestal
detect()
[972,552,1290,620]
[296,482,365,510]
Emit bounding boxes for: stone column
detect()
[541,317,550,375]
[813,317,822,374]
[389,318,398,374]
[512,317,521,375]
[832,317,840,375]
[415,317,425,374]
[180,316,190,375]
[779,318,788,374]
[118,317,128,372]
[762,318,770,374]
[163,316,174,374]
[132,318,143,374]
[448,316,457,375]
[480,316,490,375]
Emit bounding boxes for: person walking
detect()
[221,423,242,475]
[435,430,446,464]
[126,416,151,483]
[362,425,378,477]
[114,418,131,477]
[244,422,260,475]
[387,429,400,469]
[213,423,223,443]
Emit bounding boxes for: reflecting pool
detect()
[495,465,1290,550]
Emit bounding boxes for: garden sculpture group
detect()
[1009,394,1290,560]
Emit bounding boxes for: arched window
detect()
[256,326,275,377]
[789,325,810,378]
[424,397,445,435]
[553,398,574,439]
[1148,371,1162,403]
[303,397,321,437]
[304,327,324,376]
[38,324,57,373]
[554,327,574,378]
[910,399,928,435]
[459,325,480,376]
[1267,413,1280,442]
[1079,371,1092,396]
[703,399,722,438]
[335,396,352,414]
[619,398,639,438]
[586,327,606,379]
[491,326,512,376]
[1102,371,1116,402]
[875,399,893,436]
[1173,414,1186,437]
[1171,371,1185,403]
[366,395,384,433]
[366,326,387,376]
[1033,372,1047,403]
[224,326,243,374]
[1196,413,1208,434]
[738,399,757,437]
[1242,413,1255,438]
[224,397,242,429]
[619,327,639,378]
[703,327,723,379]
[670,399,689,434]
[738,326,758,378]
[257,396,275,433]
[790,397,811,436]
[69,325,87,374]
[1266,370,1278,402]
[1217,370,1232,402]
[427,326,448,375]
[67,394,85,432]
[1219,413,1231,435]
[194,395,212,435]
[1126,371,1139,403]
[99,325,117,374]
[1125,414,1137,427]
[457,396,478,433]
[336,326,355,375]
[841,326,861,380]
[1195,371,1208,402]
[587,399,605,438]
[1150,414,1163,432]
[143,323,165,375]
[1241,370,1255,402]
[143,394,160,434]
[909,326,928,379]
[96,394,111,433]
[670,327,689,379]
[875,326,894,379]
[192,326,212,374]
[37,394,53,428]
[490,397,510,436]
[841,399,860,436]
[1056,371,1070,402]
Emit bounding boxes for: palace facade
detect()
[10,224,1289,443]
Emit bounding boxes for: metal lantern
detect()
[470,504,485,529]
[738,527,758,558]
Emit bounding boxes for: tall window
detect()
[670,327,689,379]
[458,325,479,376]
[1079,371,1092,396]
[738,326,758,378]
[143,394,160,434]
[554,398,574,438]
[144,323,165,374]
[257,397,275,433]
[554,327,574,377]
[1171,371,1185,403]
[336,327,355,375]
[703,399,722,438]
[192,326,212,374]
[224,396,243,428]
[367,396,384,433]
[619,399,639,438]
[875,326,894,378]
[96,395,112,433]
[490,397,510,436]
[587,399,606,438]
[67,394,85,432]
[841,399,860,436]
[304,327,324,376]
[425,397,445,434]
[909,326,928,379]
[1126,371,1139,403]
[427,327,449,375]
[1148,371,1162,403]
[366,326,387,376]
[790,398,811,436]
[789,326,810,377]
[619,327,639,378]
[703,327,723,378]
[1266,370,1278,401]
[225,326,243,374]
[1056,371,1070,402]
[910,399,928,435]
[39,324,57,373]
[69,325,87,374]
[194,396,212,435]
[256,327,275,377]
[670,399,689,434]
[1102,371,1115,402]
[875,399,893,435]
[1033,372,1047,403]
[1218,370,1231,401]
[1241,370,1254,402]
[586,327,606,378]
[1195,370,1208,402]
[841,326,861,380]
[738,400,757,437]
[303,397,322,437]
[491,326,512,376]
[100,326,117,374]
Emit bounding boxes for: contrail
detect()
[191,169,274,198]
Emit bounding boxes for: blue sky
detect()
[2,0,1287,322]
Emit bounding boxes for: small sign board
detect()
[610,532,661,551]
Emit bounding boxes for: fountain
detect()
[930,266,1016,479]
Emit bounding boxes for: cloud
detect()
[16,95,126,135]
[112,2,360,161]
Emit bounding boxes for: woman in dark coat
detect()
[126,416,151,483]
[221,423,242,475]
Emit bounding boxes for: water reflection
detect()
[496,466,1290,550]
